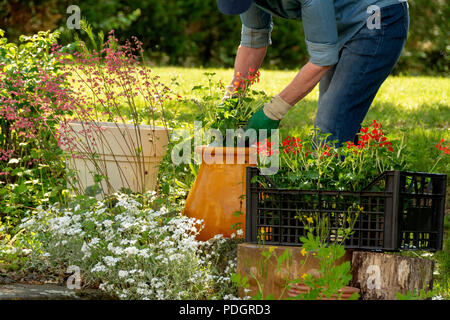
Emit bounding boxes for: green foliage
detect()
[289,234,357,300]
[1,0,447,74]
[157,123,199,202]
[396,0,449,75]
[396,288,428,300]
[434,223,450,299]
[195,71,267,146]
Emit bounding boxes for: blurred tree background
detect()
[0,0,448,74]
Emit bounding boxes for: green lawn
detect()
[155,67,449,175]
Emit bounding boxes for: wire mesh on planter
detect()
[245,167,446,251]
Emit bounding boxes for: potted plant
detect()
[58,22,173,197]
[183,70,266,241]
[62,121,169,196]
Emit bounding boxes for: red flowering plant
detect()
[435,139,450,155]
[337,120,407,190]
[256,120,407,191]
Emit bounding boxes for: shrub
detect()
[1,0,447,74]
[0,29,72,233]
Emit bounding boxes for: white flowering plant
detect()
[14,191,242,300]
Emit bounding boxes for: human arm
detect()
[242,0,338,118]
[229,0,339,143]
[278,62,331,106]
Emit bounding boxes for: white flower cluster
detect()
[19,191,242,300]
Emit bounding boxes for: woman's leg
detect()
[314,3,410,145]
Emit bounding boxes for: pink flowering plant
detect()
[0,29,73,232]
[0,22,178,231]
[57,21,176,196]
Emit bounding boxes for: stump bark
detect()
[350,251,434,300]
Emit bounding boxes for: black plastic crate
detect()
[245,167,447,251]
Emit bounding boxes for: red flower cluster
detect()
[233,67,260,92]
[282,136,303,154]
[346,120,393,152]
[321,145,331,157]
[435,139,450,155]
[247,67,260,85]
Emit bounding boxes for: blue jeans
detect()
[315,3,409,145]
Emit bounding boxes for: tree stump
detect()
[350,251,434,300]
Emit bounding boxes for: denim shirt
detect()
[240,0,405,66]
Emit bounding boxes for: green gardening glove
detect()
[244,107,280,145]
